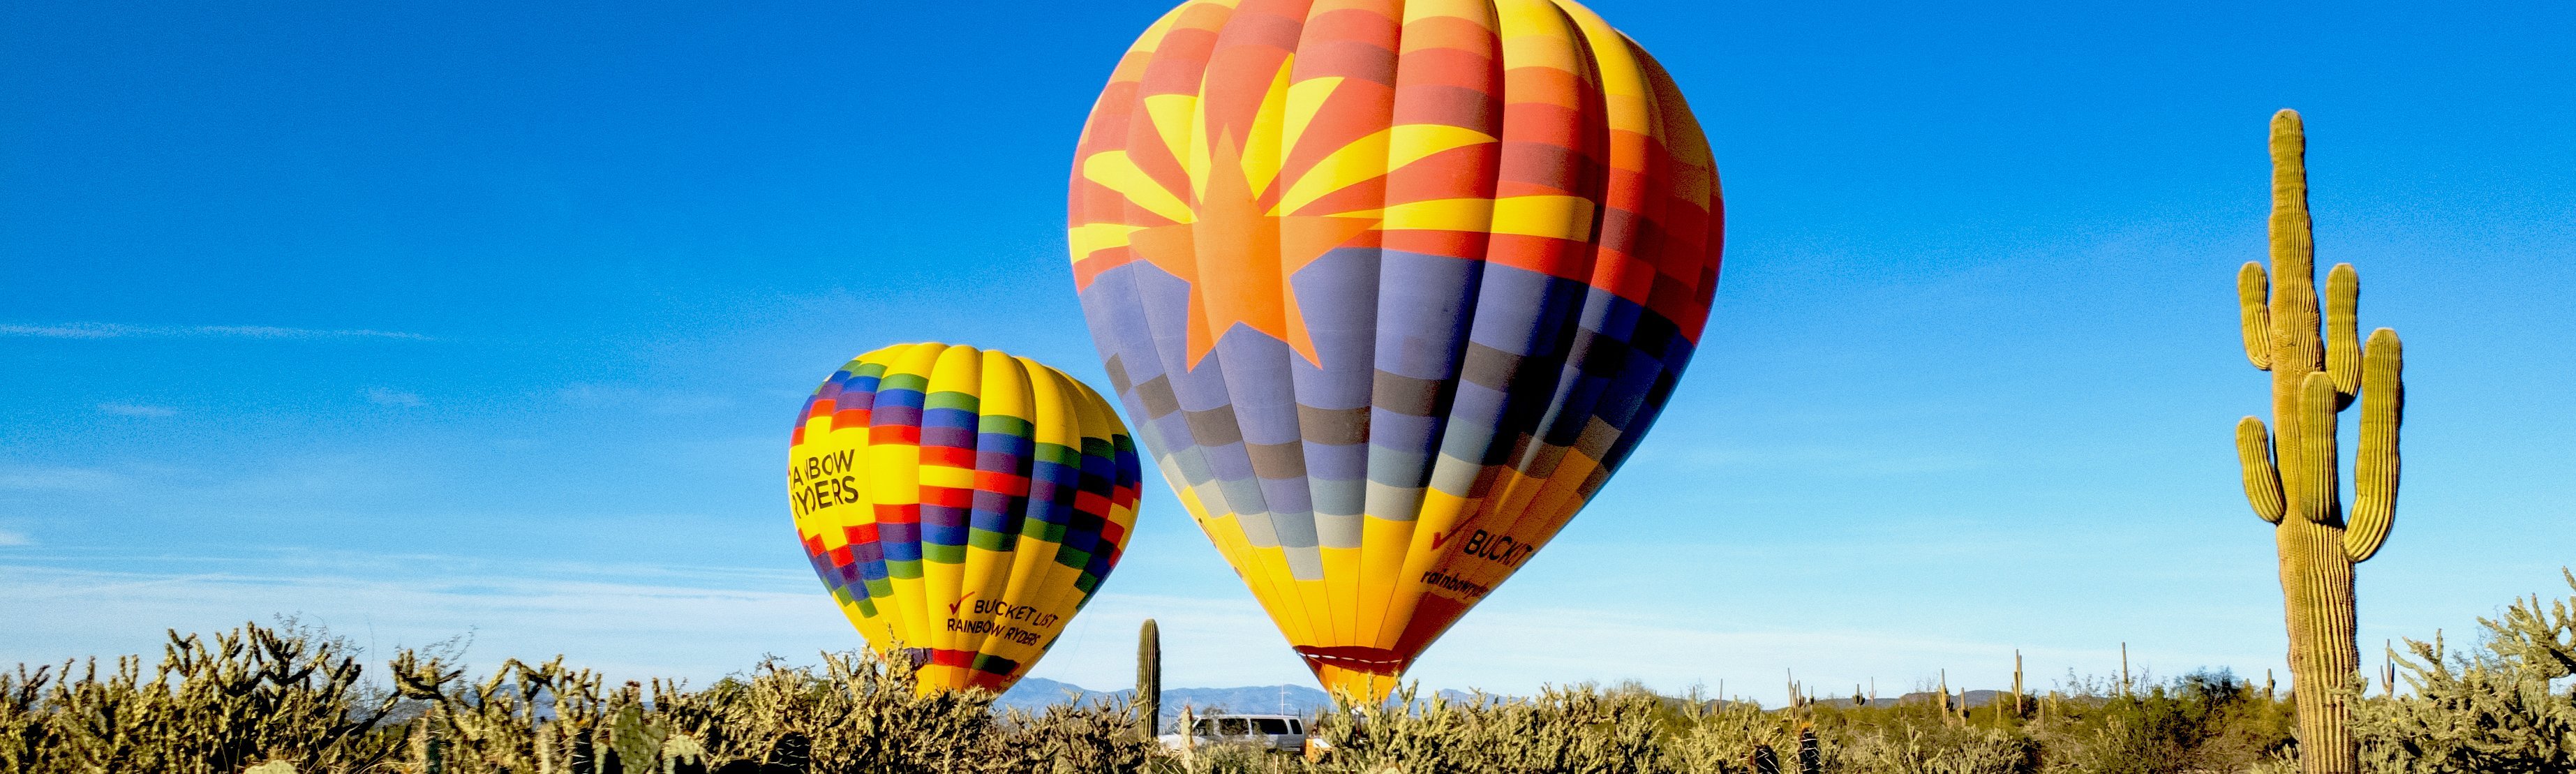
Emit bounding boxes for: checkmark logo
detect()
[948,592,977,616]
[1429,531,1450,550]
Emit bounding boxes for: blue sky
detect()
[3,0,2570,704]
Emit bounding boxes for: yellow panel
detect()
[1067,223,1144,262]
[1082,151,1197,225]
[1551,1,1654,134]
[1376,486,1480,648]
[1248,544,1321,644]
[1353,515,1417,646]
[1494,0,1584,74]
[1377,197,1492,232]
[1276,127,1387,216]
[1141,94,1200,174]
[1281,76,1344,158]
[1240,57,1293,196]
[1321,546,1362,645]
[1295,577,1336,646]
[1491,195,1597,241]
[1389,124,1497,173]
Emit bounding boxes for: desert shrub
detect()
[1840,723,2037,774]
[1665,699,1804,773]
[0,621,1161,774]
[2355,570,2576,773]
[1311,683,1668,774]
[2037,669,2291,774]
[11,579,2569,774]
[0,622,408,773]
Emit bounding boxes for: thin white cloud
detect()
[2,322,431,341]
[365,387,426,407]
[558,383,732,415]
[0,560,849,682]
[0,552,2290,707]
[1652,445,1989,476]
[0,530,29,546]
[96,403,179,417]
[0,466,124,491]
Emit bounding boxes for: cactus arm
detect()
[2294,371,2340,524]
[2240,262,2273,369]
[2236,417,2287,523]
[2326,263,2361,403]
[2345,329,2402,562]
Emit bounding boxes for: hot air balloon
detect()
[1066,0,1720,700]
[788,343,1143,694]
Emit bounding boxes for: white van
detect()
[1158,713,1309,753]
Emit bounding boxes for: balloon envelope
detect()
[789,343,1142,693]
[1068,0,1721,699]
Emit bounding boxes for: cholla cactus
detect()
[2357,570,2576,771]
[2233,108,2406,774]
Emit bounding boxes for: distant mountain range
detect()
[997,679,1505,722]
[997,680,2018,720]
[997,678,1337,720]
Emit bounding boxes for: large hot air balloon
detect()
[788,343,1143,694]
[1066,0,1721,699]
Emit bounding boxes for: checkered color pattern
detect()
[1067,0,1721,701]
[788,343,1143,694]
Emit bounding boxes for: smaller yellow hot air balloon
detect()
[788,343,1143,694]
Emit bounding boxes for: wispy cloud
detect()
[3,322,431,341]
[0,466,124,491]
[0,530,29,546]
[365,387,426,407]
[558,383,732,415]
[96,403,179,417]
[0,559,848,682]
[1650,445,1990,476]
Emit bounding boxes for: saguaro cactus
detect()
[2232,109,2405,774]
[1136,618,1162,739]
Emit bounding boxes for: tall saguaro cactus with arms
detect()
[2233,109,2405,774]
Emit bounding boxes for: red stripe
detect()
[874,504,919,525]
[871,425,921,445]
[1378,228,1490,261]
[1073,491,1111,516]
[919,446,976,468]
[929,648,974,668]
[921,486,974,509]
[844,523,879,545]
[832,408,870,430]
[828,546,854,568]
[975,470,1032,497]
[1484,233,1592,281]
